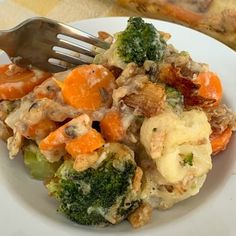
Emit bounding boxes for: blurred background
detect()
[0,0,236,50]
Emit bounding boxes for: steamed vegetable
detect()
[61,64,115,110]
[65,129,105,157]
[210,127,233,155]
[39,114,91,162]
[116,17,167,65]
[1,16,235,229]
[21,119,57,140]
[23,141,62,180]
[0,64,50,100]
[140,110,212,183]
[100,111,124,141]
[194,71,223,106]
[46,143,141,226]
[94,17,167,68]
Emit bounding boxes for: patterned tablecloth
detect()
[0,0,135,29]
[0,0,236,50]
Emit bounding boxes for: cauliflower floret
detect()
[140,109,212,208]
[141,110,212,183]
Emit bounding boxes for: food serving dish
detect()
[0,17,235,236]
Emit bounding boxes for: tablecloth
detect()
[0,0,136,29]
[1,0,236,50]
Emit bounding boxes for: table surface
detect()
[0,0,134,29]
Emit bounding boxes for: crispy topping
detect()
[123,82,166,117]
[73,152,99,172]
[128,203,153,229]
[205,104,236,132]
[158,64,215,107]
[132,167,143,192]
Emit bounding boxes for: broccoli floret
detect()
[23,141,62,180]
[93,17,167,69]
[47,143,141,226]
[117,17,166,65]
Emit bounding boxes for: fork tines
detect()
[4,17,111,72]
[48,20,110,69]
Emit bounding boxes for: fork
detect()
[0,17,110,73]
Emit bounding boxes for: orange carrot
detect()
[0,64,51,100]
[39,125,67,151]
[65,129,104,157]
[100,110,124,141]
[0,65,9,73]
[39,114,91,151]
[22,119,57,140]
[194,71,223,106]
[210,127,232,155]
[61,64,115,110]
[35,91,57,100]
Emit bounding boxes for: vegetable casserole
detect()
[0,17,235,228]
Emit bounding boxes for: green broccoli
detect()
[23,141,62,180]
[93,17,167,69]
[46,143,141,226]
[117,17,167,65]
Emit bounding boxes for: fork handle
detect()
[0,30,7,51]
[0,30,14,55]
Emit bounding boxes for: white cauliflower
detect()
[140,109,212,209]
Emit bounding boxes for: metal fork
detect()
[0,17,110,73]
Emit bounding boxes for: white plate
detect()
[0,17,236,236]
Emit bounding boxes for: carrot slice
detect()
[100,110,124,141]
[210,127,232,155]
[22,119,57,140]
[39,125,67,151]
[194,71,223,107]
[0,64,51,100]
[0,65,9,73]
[61,64,115,110]
[65,129,105,157]
[39,114,91,151]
